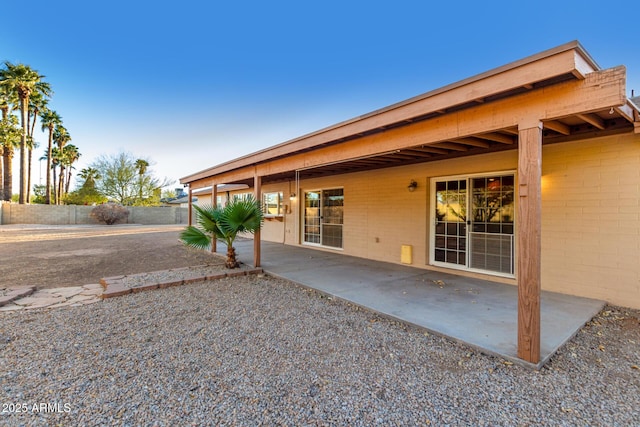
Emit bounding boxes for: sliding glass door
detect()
[304,188,344,249]
[432,174,515,276]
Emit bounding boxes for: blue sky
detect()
[2,1,638,192]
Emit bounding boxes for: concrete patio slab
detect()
[227,239,605,369]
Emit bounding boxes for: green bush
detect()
[90,203,129,225]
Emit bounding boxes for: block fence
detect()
[0,202,189,225]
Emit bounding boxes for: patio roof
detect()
[181,40,639,188]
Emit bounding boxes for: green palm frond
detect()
[218,196,264,235]
[192,204,225,237]
[180,196,263,268]
[179,225,212,251]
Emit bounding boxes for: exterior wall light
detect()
[408,180,418,192]
[290,192,297,199]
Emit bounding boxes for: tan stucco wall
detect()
[266,133,639,308]
[541,133,640,308]
[214,133,638,307]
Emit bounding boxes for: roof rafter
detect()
[544,120,571,135]
[576,113,605,130]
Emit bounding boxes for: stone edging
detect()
[0,286,36,307]
[100,268,265,299]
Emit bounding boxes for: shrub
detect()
[90,203,129,225]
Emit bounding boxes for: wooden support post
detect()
[187,186,193,226]
[517,121,543,364]
[211,183,217,253]
[253,175,262,267]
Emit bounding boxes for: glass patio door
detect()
[304,189,343,249]
[433,174,515,276]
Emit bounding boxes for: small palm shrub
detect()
[90,203,129,225]
[180,196,263,268]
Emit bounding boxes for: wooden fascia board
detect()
[181,43,597,184]
[615,103,635,123]
[189,66,626,183]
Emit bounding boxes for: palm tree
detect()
[78,167,100,186]
[180,196,264,268]
[26,136,38,202]
[78,167,100,182]
[0,85,19,201]
[39,109,62,204]
[47,147,62,204]
[62,144,80,196]
[135,159,149,202]
[26,92,48,202]
[53,125,70,204]
[0,62,52,203]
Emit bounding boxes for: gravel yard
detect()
[1,274,639,426]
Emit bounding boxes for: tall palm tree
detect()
[53,125,70,204]
[0,85,19,201]
[180,196,264,268]
[78,167,100,184]
[48,147,62,204]
[26,136,38,202]
[0,62,52,203]
[62,144,80,195]
[135,159,149,202]
[39,109,62,204]
[26,92,48,202]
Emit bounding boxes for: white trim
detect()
[429,170,517,278]
[301,187,344,250]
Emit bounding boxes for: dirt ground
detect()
[0,224,222,289]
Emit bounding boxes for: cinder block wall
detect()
[0,204,188,225]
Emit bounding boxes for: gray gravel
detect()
[1,274,638,426]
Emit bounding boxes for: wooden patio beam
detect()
[253,174,262,268]
[576,113,605,130]
[412,146,450,155]
[450,137,491,148]
[476,132,516,144]
[210,183,217,253]
[432,142,469,151]
[187,186,193,226]
[543,120,571,135]
[517,121,543,364]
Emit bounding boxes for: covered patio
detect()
[183,41,639,366]
[227,239,604,369]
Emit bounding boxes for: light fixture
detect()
[609,107,615,115]
[290,192,297,199]
[407,180,418,192]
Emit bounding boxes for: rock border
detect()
[0,286,36,307]
[100,267,264,299]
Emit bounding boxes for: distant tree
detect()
[0,112,21,201]
[0,61,52,203]
[26,91,48,202]
[39,108,62,204]
[65,167,107,205]
[52,125,71,203]
[161,189,177,200]
[31,184,47,204]
[135,158,150,201]
[62,144,81,195]
[92,151,169,205]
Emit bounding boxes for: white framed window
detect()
[233,192,252,202]
[262,192,284,216]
